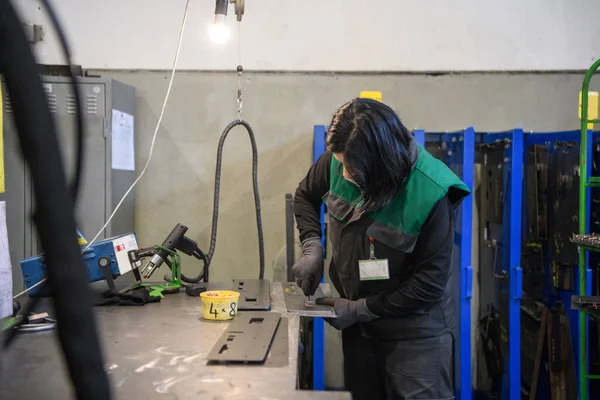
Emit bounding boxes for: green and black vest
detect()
[323,142,470,304]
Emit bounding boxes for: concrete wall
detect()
[93,70,590,387]
[14,0,600,71]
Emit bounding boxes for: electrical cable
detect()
[206,120,265,280]
[180,248,208,283]
[0,1,111,398]
[81,0,190,252]
[12,0,191,299]
[3,0,84,343]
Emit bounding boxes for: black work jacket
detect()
[294,152,457,340]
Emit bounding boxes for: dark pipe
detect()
[0,2,111,399]
[206,120,265,280]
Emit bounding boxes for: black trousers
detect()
[342,325,454,400]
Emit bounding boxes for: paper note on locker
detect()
[111,109,135,171]
[0,201,13,318]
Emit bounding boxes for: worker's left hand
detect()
[316,297,378,330]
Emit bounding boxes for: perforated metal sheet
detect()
[234,279,271,311]
[207,311,281,363]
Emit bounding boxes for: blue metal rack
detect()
[310,125,598,396]
[477,130,524,400]
[520,130,600,399]
[522,130,592,367]
[414,128,475,400]
[313,125,327,390]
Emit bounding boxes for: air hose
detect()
[0,1,111,399]
[207,120,265,280]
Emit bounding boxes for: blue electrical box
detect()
[20,232,139,296]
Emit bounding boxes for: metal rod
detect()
[285,193,295,282]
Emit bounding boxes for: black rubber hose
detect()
[0,3,111,400]
[207,120,265,280]
[160,248,206,284]
[180,248,208,283]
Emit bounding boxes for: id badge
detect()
[359,238,390,281]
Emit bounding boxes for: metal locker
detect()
[1,76,136,294]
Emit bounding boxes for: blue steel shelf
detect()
[312,125,327,390]
[521,130,600,400]
[414,128,475,400]
[509,129,524,400]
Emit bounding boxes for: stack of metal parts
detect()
[548,142,580,292]
[571,234,600,249]
[522,144,549,300]
[476,141,508,395]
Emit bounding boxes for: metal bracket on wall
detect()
[281,282,336,317]
[21,22,44,43]
[207,311,281,363]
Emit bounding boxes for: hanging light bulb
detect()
[209,0,231,44]
[209,15,230,43]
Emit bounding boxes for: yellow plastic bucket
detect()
[200,290,240,321]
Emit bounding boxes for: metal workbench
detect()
[0,282,350,400]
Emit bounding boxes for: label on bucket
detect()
[207,301,237,319]
[201,291,240,320]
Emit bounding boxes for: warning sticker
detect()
[112,233,138,275]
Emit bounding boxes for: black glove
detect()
[94,287,161,306]
[292,238,324,296]
[316,297,378,330]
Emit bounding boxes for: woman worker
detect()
[292,98,470,400]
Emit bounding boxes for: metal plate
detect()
[207,311,281,363]
[548,142,579,265]
[234,279,271,311]
[203,279,271,311]
[264,317,289,367]
[281,282,336,317]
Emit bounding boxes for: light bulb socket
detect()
[214,0,228,17]
[213,14,227,25]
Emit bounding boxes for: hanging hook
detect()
[236,65,243,120]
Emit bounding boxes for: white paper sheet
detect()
[111,109,135,171]
[0,201,13,319]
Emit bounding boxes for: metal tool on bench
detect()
[128,245,182,298]
[128,223,211,298]
[20,232,140,296]
[139,224,187,279]
[282,282,336,317]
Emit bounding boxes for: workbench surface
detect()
[0,282,350,400]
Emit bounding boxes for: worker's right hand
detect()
[292,238,324,296]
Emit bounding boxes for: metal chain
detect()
[236,21,243,120]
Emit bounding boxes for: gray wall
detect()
[92,70,589,388]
